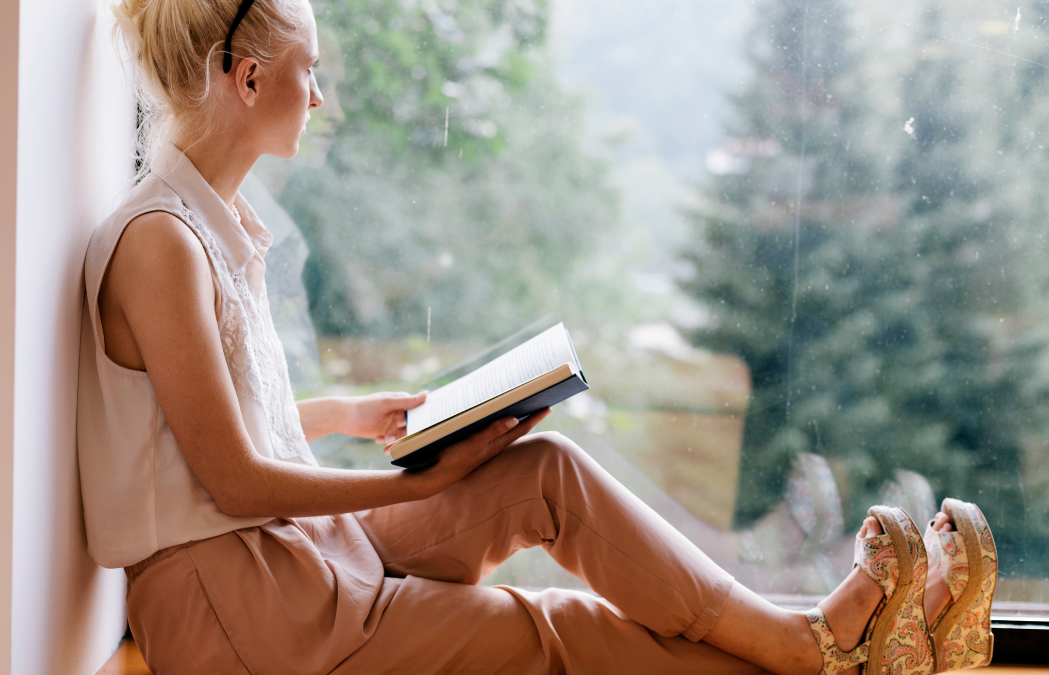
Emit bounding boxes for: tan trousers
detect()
[126,432,764,675]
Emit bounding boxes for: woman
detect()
[78,0,998,673]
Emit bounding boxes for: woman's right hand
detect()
[413,408,552,495]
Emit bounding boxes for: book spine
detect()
[391,374,590,469]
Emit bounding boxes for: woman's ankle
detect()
[817,565,882,652]
[794,610,825,675]
[812,515,885,655]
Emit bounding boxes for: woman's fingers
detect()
[858,515,882,538]
[376,418,400,445]
[386,413,409,438]
[405,391,428,409]
[455,409,551,469]
[382,391,427,410]
[374,412,401,445]
[449,414,524,462]
[484,416,520,444]
[483,408,552,457]
[413,408,554,493]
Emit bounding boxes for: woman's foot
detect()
[805,516,886,675]
[923,512,953,626]
[706,511,927,675]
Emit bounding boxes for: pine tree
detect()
[681,0,887,525]
[682,0,1045,577]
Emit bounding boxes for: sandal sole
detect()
[932,499,997,670]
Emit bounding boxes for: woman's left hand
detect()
[339,391,428,445]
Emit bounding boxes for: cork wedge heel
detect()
[856,506,934,675]
[925,498,998,672]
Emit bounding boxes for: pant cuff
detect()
[682,574,734,642]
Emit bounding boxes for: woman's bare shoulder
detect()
[110,210,211,288]
[98,211,217,370]
[103,210,216,328]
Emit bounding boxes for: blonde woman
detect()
[78,0,998,673]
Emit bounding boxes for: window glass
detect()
[255,0,1049,611]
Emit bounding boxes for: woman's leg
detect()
[334,576,765,675]
[355,431,886,675]
[356,431,734,641]
[705,519,885,675]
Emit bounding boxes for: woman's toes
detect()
[861,515,883,537]
[932,512,953,532]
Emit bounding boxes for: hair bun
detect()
[110,0,309,177]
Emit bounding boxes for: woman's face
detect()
[251,10,324,159]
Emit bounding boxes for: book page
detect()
[406,324,577,435]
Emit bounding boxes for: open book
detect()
[389,323,589,468]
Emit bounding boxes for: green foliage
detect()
[274,0,617,342]
[319,0,548,152]
[682,0,1049,574]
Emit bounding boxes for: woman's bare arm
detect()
[101,212,548,518]
[296,392,427,444]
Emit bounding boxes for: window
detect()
[254,0,1049,616]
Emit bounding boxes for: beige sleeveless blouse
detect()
[77,143,317,569]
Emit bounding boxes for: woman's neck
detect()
[176,132,259,207]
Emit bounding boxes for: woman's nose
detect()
[309,74,324,109]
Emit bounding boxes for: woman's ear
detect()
[234,57,260,106]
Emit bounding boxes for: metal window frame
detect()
[990,618,1049,665]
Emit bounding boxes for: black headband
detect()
[222,0,258,74]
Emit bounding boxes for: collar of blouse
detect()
[152,142,274,277]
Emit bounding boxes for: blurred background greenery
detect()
[251,0,1049,604]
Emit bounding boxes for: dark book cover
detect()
[392,372,589,469]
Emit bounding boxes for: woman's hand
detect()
[348,391,428,445]
[296,392,427,444]
[415,408,552,495]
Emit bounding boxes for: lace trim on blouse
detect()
[178,206,312,463]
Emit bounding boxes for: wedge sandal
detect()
[924,498,998,671]
[806,506,934,675]
[855,506,934,675]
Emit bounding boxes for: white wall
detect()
[0,0,19,672]
[9,0,136,673]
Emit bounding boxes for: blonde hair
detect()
[112,0,311,176]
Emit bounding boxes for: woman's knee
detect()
[512,430,591,476]
[517,430,575,457]
[528,429,572,448]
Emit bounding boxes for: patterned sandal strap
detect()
[923,523,968,604]
[805,608,869,675]
[854,532,900,597]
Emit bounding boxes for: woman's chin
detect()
[267,142,300,160]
